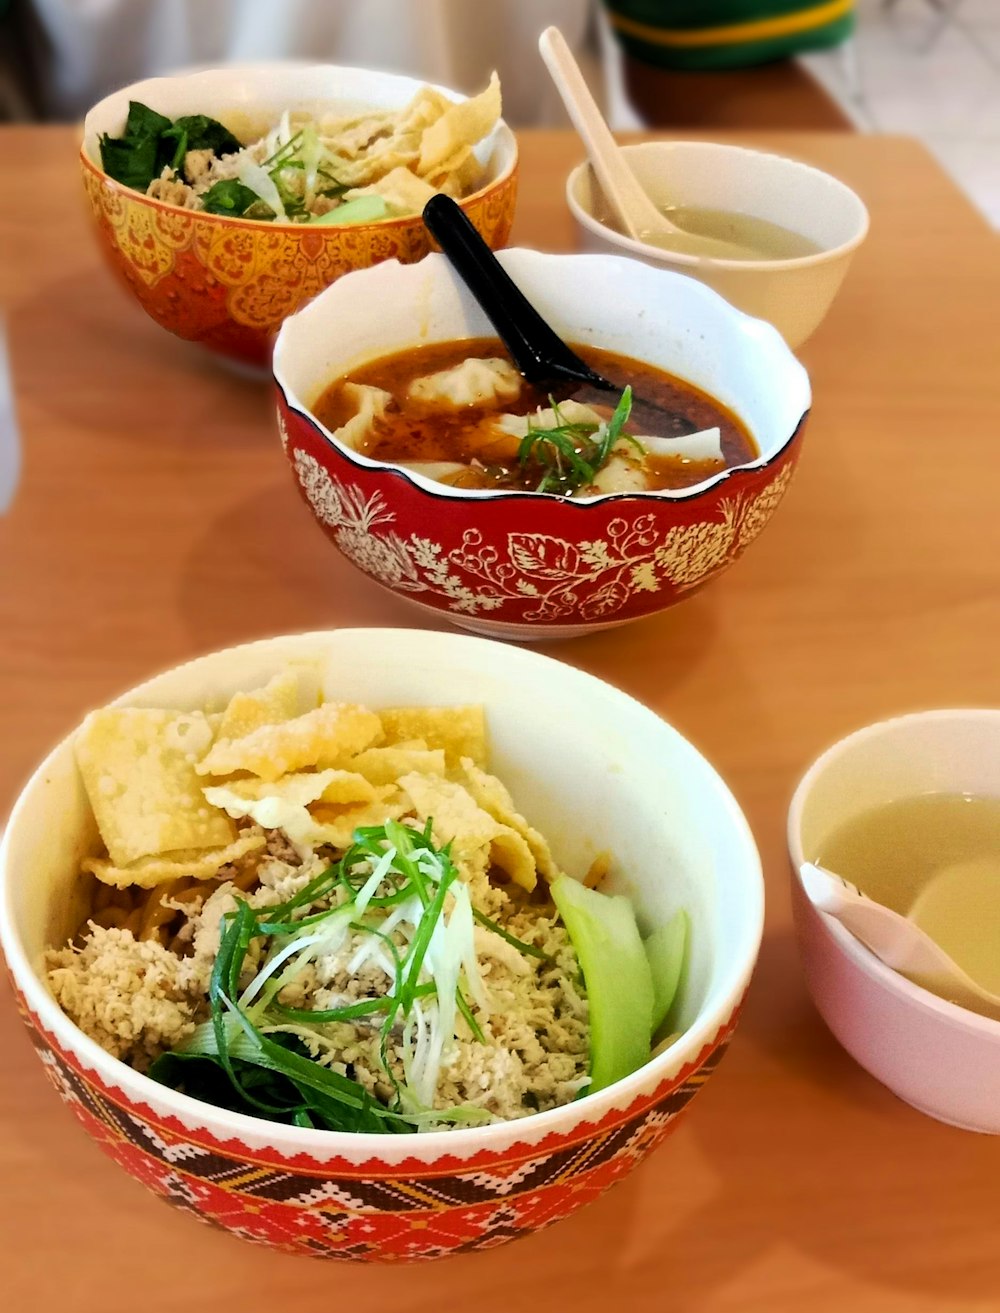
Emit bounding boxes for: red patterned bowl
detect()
[0,629,762,1261]
[80,64,518,367]
[274,249,810,640]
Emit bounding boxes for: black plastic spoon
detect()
[422,193,621,401]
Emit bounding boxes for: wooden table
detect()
[2,128,999,1311]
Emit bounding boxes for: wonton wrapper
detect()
[323,141,419,189]
[317,110,395,158]
[407,357,521,408]
[309,791,407,850]
[345,741,447,786]
[197,702,382,781]
[378,705,486,768]
[332,384,392,453]
[307,78,495,207]
[206,767,375,812]
[75,708,235,868]
[496,399,603,440]
[394,86,453,137]
[204,776,327,848]
[436,152,485,198]
[83,832,265,890]
[216,667,316,744]
[345,166,438,213]
[588,450,647,496]
[205,771,390,850]
[461,758,561,883]
[399,772,536,891]
[418,71,501,177]
[318,771,380,804]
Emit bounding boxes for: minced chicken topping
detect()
[47,831,589,1122]
[45,674,592,1132]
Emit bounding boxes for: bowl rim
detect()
[1,627,765,1159]
[566,140,871,273]
[273,247,811,506]
[79,60,518,235]
[787,707,1000,1038]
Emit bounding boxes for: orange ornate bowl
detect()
[274,251,810,641]
[80,64,518,367]
[0,630,763,1261]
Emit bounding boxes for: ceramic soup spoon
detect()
[800,861,1000,1020]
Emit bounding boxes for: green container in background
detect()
[604,0,855,70]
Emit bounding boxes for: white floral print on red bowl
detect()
[273,250,810,641]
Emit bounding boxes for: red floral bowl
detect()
[273,249,810,640]
[0,629,762,1261]
[80,64,517,367]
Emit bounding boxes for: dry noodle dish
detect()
[97,75,501,224]
[46,665,689,1133]
[311,338,758,497]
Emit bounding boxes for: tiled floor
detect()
[802,0,1000,226]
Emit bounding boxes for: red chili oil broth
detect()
[311,338,757,493]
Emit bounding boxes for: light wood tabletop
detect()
[1,126,999,1312]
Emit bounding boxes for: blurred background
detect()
[0,0,996,225]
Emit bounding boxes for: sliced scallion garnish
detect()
[517,387,638,495]
[151,817,548,1132]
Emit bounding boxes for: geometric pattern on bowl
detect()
[79,64,517,367]
[0,630,764,1260]
[81,166,516,369]
[19,984,739,1261]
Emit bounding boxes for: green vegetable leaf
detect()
[310,195,394,226]
[161,125,188,174]
[645,909,689,1037]
[171,114,242,156]
[99,132,160,190]
[551,874,654,1092]
[123,100,172,140]
[200,179,266,217]
[99,100,175,191]
[99,102,243,196]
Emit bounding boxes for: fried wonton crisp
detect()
[75,708,235,868]
[205,771,387,849]
[461,759,561,883]
[378,705,487,767]
[344,166,438,213]
[197,702,382,781]
[83,832,265,890]
[418,71,501,177]
[345,741,447,786]
[399,771,536,891]
[215,667,316,743]
[309,792,407,850]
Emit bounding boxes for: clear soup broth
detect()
[595,197,823,262]
[815,793,1000,995]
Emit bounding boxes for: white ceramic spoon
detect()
[538,25,751,260]
[800,862,1000,1020]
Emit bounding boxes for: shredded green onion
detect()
[150,818,549,1133]
[517,387,638,495]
